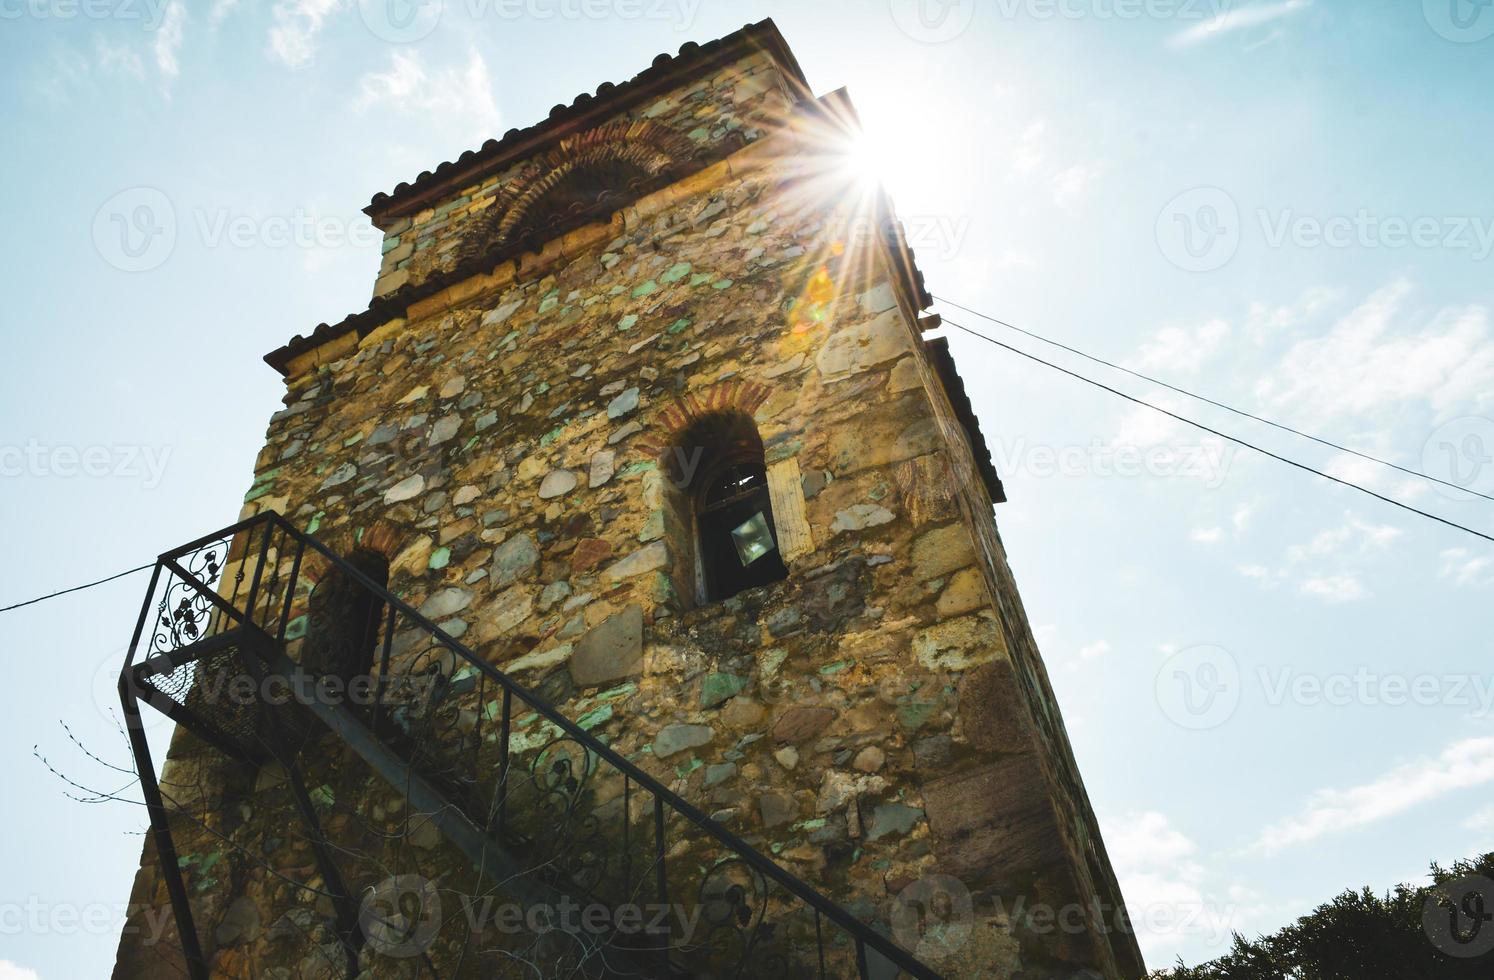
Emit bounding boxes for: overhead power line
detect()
[0,564,152,615]
[940,316,1494,546]
[5,304,1487,613]
[934,294,1494,505]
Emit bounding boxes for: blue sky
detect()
[2,0,1493,976]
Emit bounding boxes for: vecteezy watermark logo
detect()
[358,0,443,42]
[93,645,174,734]
[1155,645,1240,729]
[1423,874,1494,959]
[92,189,382,272]
[1156,187,1240,273]
[0,0,174,28]
[361,0,705,37]
[1257,210,1494,260]
[361,875,443,958]
[1424,0,1494,43]
[988,438,1235,488]
[93,187,176,273]
[1423,417,1494,503]
[0,898,175,942]
[989,0,1233,22]
[845,214,974,262]
[360,880,701,959]
[0,441,172,487]
[890,875,975,961]
[1255,667,1494,716]
[890,0,978,43]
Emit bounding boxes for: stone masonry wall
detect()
[116,104,1140,978]
[371,51,794,298]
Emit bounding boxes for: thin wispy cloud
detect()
[1286,512,1402,563]
[1008,119,1048,177]
[1169,0,1312,48]
[1107,811,1248,962]
[1078,640,1112,661]
[1253,736,1494,854]
[1052,162,1104,210]
[95,37,145,80]
[1297,573,1367,603]
[154,0,186,80]
[211,0,243,27]
[1439,547,1494,587]
[1464,804,1494,833]
[1132,318,1231,374]
[1256,280,1494,427]
[1245,287,1340,343]
[269,0,343,69]
[355,49,502,146]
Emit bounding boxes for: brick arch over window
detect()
[299,517,406,591]
[636,379,774,462]
[298,518,405,684]
[459,119,701,263]
[639,381,793,605]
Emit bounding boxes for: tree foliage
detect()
[1150,853,1494,980]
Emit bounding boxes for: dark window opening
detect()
[303,549,390,685]
[674,413,789,603]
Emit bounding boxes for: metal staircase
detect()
[119,512,942,979]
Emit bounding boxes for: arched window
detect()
[303,549,390,685]
[673,413,789,603]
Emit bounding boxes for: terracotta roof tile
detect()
[364,19,804,221]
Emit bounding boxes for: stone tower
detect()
[114,20,1143,980]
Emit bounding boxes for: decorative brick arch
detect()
[301,517,407,591]
[459,119,700,262]
[636,379,774,464]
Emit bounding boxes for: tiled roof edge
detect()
[363,19,806,223]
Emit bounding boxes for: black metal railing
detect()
[121,512,940,980]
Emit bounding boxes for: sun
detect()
[846,131,891,189]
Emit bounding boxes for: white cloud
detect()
[269,0,343,69]
[1052,162,1103,210]
[1321,452,1430,503]
[1255,280,1494,427]
[210,0,242,26]
[1238,514,1396,602]
[1298,574,1367,603]
[0,962,41,980]
[95,37,145,80]
[1439,548,1494,587]
[1464,804,1494,833]
[1105,394,1233,487]
[35,46,92,103]
[1111,810,1198,870]
[1286,512,1402,564]
[1079,640,1112,661]
[1008,119,1047,177]
[1193,501,1255,547]
[1245,287,1339,341]
[1106,811,1244,963]
[355,49,502,145]
[153,1,186,80]
[1132,318,1231,374]
[1169,0,1312,48]
[1112,393,1187,448]
[1253,736,1494,854]
[1237,563,1277,583]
